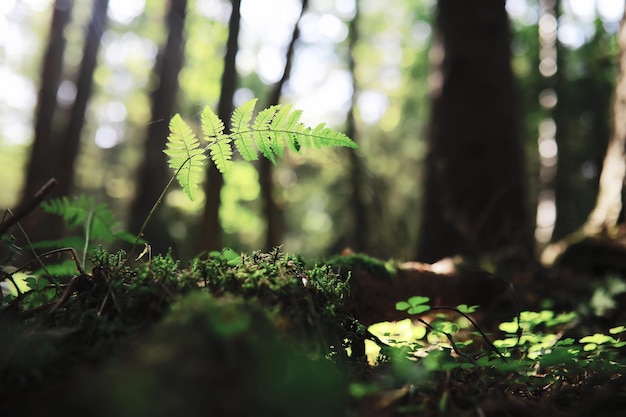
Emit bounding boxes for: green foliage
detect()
[396,295,430,315]
[188,247,354,353]
[39,195,136,247]
[368,295,626,400]
[14,196,139,279]
[164,99,358,200]
[164,114,208,202]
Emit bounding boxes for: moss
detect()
[82,292,347,417]
[325,252,396,281]
[1,247,361,416]
[195,247,355,356]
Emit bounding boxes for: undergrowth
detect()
[1,101,625,416]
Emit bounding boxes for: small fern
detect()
[165,99,358,201]
[40,195,136,246]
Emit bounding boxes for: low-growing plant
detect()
[364,294,626,404]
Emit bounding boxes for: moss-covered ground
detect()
[1,247,626,416]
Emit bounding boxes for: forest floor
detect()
[1,242,625,417]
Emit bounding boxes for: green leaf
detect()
[268,104,294,157]
[298,122,357,149]
[407,305,430,315]
[201,105,226,139]
[407,296,430,306]
[202,106,233,178]
[396,301,411,311]
[498,320,519,334]
[221,247,242,266]
[579,333,615,345]
[539,347,577,367]
[457,304,479,314]
[231,98,258,161]
[283,107,304,152]
[583,343,598,352]
[252,105,279,164]
[164,113,207,200]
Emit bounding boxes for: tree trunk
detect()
[416,0,531,262]
[259,0,309,251]
[56,0,109,198]
[19,0,72,240]
[345,0,368,253]
[196,0,240,253]
[128,0,187,254]
[584,10,626,234]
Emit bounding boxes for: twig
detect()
[430,306,508,363]
[0,178,57,236]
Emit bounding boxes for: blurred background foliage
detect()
[0,0,623,260]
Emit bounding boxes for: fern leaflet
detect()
[252,105,279,164]
[268,104,293,157]
[231,98,259,161]
[163,114,207,201]
[201,106,233,178]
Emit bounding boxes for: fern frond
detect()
[164,113,207,201]
[299,122,357,149]
[162,101,358,202]
[252,105,280,164]
[40,196,135,245]
[89,200,137,244]
[201,106,233,178]
[41,195,91,227]
[231,98,258,161]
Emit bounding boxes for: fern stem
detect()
[121,158,191,269]
[83,206,94,266]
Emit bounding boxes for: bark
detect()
[416,0,531,262]
[19,0,72,240]
[56,0,109,198]
[128,0,187,253]
[584,10,626,235]
[196,0,241,253]
[553,17,612,240]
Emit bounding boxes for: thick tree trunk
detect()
[56,0,109,198]
[553,20,612,240]
[417,0,530,262]
[584,10,626,235]
[19,0,72,241]
[196,0,240,253]
[128,0,187,254]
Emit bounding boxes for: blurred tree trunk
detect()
[56,0,109,198]
[553,18,612,240]
[19,0,72,239]
[129,0,187,254]
[196,0,240,253]
[416,0,531,262]
[584,10,626,235]
[259,0,308,250]
[345,0,368,253]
